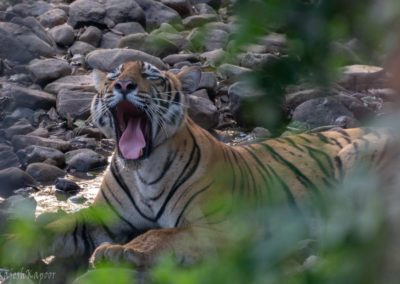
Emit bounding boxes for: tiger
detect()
[35,60,397,269]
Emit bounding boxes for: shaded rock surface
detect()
[56,90,95,120]
[26,163,66,184]
[67,149,107,172]
[0,167,36,198]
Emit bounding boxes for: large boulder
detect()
[68,0,145,28]
[0,168,36,198]
[0,22,54,63]
[48,24,75,46]
[17,145,65,168]
[86,48,167,72]
[12,135,71,152]
[1,84,55,110]
[10,1,52,17]
[26,163,66,184]
[27,58,71,85]
[39,8,68,28]
[338,65,386,91]
[187,94,218,130]
[10,16,55,47]
[135,0,181,29]
[44,75,96,95]
[66,149,107,172]
[0,145,20,171]
[56,90,95,120]
[79,26,103,47]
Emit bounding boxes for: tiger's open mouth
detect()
[111,101,152,160]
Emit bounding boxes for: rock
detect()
[86,48,168,72]
[160,0,191,16]
[194,3,217,14]
[68,0,145,28]
[28,128,49,138]
[100,32,122,49]
[67,149,107,172]
[70,41,96,55]
[10,1,52,17]
[56,90,95,120]
[1,84,56,110]
[5,119,34,139]
[3,108,35,126]
[136,0,181,29]
[17,146,65,168]
[0,168,36,198]
[240,53,278,69]
[193,0,221,9]
[0,22,54,63]
[188,28,228,52]
[251,127,271,140]
[260,33,287,54]
[190,89,209,100]
[12,135,71,152]
[79,26,102,47]
[228,81,264,122]
[143,33,184,58]
[26,163,65,184]
[187,94,218,130]
[291,95,371,129]
[338,65,386,91]
[39,8,68,28]
[11,16,55,47]
[218,64,251,80]
[178,67,202,94]
[163,53,199,66]
[205,22,232,33]
[200,48,226,65]
[49,24,75,46]
[117,33,148,50]
[182,14,218,28]
[113,22,145,35]
[27,59,72,85]
[55,178,80,192]
[285,89,337,113]
[44,75,96,95]
[0,195,36,224]
[0,145,20,170]
[198,72,217,93]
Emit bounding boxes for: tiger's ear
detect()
[92,69,107,92]
[176,66,201,94]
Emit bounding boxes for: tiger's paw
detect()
[89,243,152,268]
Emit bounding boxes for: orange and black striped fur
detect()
[43,61,397,267]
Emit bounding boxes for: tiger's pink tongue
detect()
[119,117,146,159]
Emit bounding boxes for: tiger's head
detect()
[91,61,200,164]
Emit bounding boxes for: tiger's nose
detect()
[114,79,137,95]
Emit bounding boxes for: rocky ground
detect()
[0,0,398,280]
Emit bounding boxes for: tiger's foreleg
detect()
[89,226,216,268]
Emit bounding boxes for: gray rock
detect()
[12,135,71,152]
[5,119,34,139]
[26,163,65,184]
[188,28,228,52]
[113,22,145,35]
[67,149,107,172]
[86,48,168,72]
[218,64,251,80]
[0,145,20,171]
[0,168,36,198]
[49,24,75,46]
[193,0,220,9]
[194,3,217,14]
[338,65,386,91]
[68,0,145,28]
[79,26,102,47]
[0,195,36,226]
[198,72,217,92]
[70,41,96,55]
[3,108,35,126]
[252,127,271,140]
[205,22,232,33]
[56,89,95,120]
[178,67,202,94]
[163,53,199,66]
[160,0,192,16]
[17,146,65,168]
[187,94,218,130]
[100,32,122,49]
[27,59,72,85]
[291,95,371,129]
[182,14,217,28]
[0,22,54,63]
[143,33,184,58]
[260,33,287,54]
[1,84,55,110]
[285,89,337,113]
[44,75,96,95]
[136,0,181,29]
[200,48,226,65]
[55,178,80,192]
[11,1,52,17]
[117,33,148,50]
[11,16,55,47]
[39,8,68,28]
[240,53,278,69]
[28,128,49,138]
[190,89,209,100]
